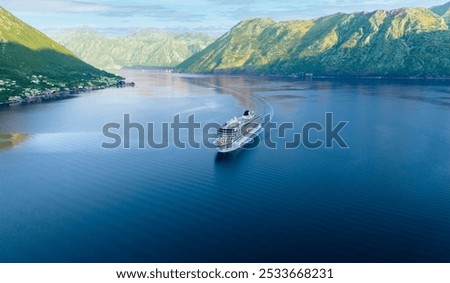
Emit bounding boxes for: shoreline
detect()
[0,81,134,107]
[178,71,450,82]
[0,86,104,107]
[171,68,450,82]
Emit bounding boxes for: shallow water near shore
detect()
[0,70,449,262]
[0,133,27,150]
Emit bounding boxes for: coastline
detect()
[0,86,105,107]
[0,80,134,107]
[174,69,450,81]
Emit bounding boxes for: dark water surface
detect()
[0,70,449,262]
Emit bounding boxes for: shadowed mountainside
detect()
[431,1,450,24]
[0,6,120,102]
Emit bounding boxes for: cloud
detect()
[213,0,446,22]
[1,0,113,13]
[99,6,204,22]
[1,0,205,22]
[1,0,446,34]
[1,0,165,15]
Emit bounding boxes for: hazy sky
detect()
[0,0,446,35]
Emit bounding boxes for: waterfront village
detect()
[0,74,129,106]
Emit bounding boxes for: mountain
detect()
[0,7,120,103]
[431,1,450,24]
[177,6,450,78]
[53,28,215,70]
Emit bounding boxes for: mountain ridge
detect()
[53,28,215,70]
[177,5,450,78]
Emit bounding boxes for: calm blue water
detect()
[0,70,449,262]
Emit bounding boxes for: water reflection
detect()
[214,150,242,163]
[178,75,276,119]
[117,69,214,97]
[180,75,256,109]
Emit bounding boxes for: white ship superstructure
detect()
[213,110,261,153]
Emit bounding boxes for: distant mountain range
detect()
[0,7,119,103]
[178,2,450,78]
[53,28,214,70]
[431,1,450,23]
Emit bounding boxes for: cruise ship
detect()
[213,110,261,153]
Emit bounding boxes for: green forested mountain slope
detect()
[54,28,214,70]
[0,7,119,102]
[178,7,450,77]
